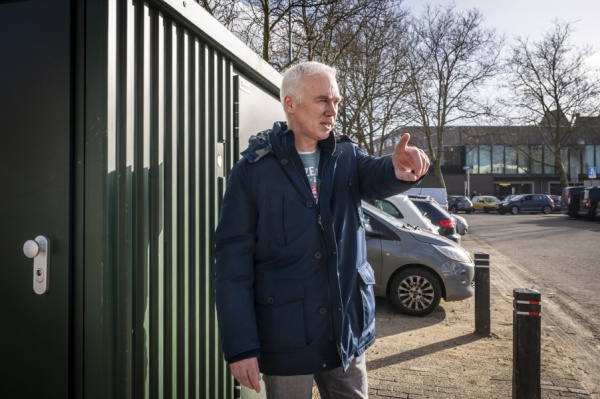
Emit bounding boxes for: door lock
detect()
[23,235,50,295]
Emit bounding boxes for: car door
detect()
[363,211,384,293]
[0,1,73,397]
[532,195,544,211]
[367,214,409,297]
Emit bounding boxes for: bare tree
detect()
[406,4,503,188]
[503,20,600,188]
[335,4,413,155]
[198,0,389,71]
[200,0,240,28]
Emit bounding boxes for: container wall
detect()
[84,1,282,398]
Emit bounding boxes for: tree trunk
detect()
[556,158,570,189]
[433,158,446,188]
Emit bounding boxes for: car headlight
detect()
[431,244,472,263]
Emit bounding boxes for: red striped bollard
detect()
[474,253,490,336]
[512,288,541,399]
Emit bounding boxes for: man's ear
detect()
[283,94,296,114]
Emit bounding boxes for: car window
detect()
[412,200,445,219]
[376,200,403,218]
[362,207,403,240]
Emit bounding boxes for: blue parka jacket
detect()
[215,122,423,376]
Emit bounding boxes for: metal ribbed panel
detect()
[88,1,234,397]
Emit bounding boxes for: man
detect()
[215,61,429,398]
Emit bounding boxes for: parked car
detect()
[471,195,500,213]
[494,194,554,215]
[447,195,473,214]
[561,186,585,218]
[403,187,448,210]
[365,195,440,235]
[408,195,461,244]
[452,214,468,235]
[577,186,600,220]
[361,201,474,316]
[549,195,561,212]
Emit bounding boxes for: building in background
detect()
[373,115,600,198]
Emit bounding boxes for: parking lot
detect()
[462,211,600,321]
[460,211,600,397]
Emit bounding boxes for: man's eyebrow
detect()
[315,94,343,101]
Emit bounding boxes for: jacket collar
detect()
[240,121,338,163]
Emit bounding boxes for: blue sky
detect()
[402,0,600,66]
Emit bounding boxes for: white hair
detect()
[280,61,337,107]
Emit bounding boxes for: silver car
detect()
[452,214,468,235]
[362,201,474,316]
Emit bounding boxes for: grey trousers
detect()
[262,354,368,399]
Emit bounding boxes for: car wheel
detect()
[389,267,441,317]
[588,210,596,221]
[449,206,457,214]
[510,206,519,215]
[542,205,552,214]
[466,210,472,214]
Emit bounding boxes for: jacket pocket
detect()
[255,279,307,352]
[265,191,286,245]
[357,261,376,331]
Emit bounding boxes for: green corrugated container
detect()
[0,1,283,398]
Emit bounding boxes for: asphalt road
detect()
[459,210,600,396]
[461,211,600,320]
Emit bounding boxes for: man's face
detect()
[286,73,341,144]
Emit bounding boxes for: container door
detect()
[0,1,73,398]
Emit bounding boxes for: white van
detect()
[403,187,448,210]
[365,194,439,235]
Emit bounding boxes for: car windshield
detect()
[484,197,499,202]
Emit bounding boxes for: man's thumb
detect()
[396,133,411,153]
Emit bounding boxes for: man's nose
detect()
[325,102,338,116]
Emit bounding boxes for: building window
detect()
[531,145,543,174]
[584,145,600,170]
[505,146,517,174]
[569,148,580,174]
[492,145,504,174]
[479,145,491,174]
[545,148,555,174]
[517,146,529,174]
[466,146,479,173]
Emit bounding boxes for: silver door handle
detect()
[23,235,50,295]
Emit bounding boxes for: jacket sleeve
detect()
[353,145,426,199]
[214,161,261,362]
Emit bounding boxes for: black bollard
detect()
[474,253,490,336]
[512,288,541,399]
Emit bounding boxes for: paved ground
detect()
[243,230,597,399]
[313,233,596,399]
